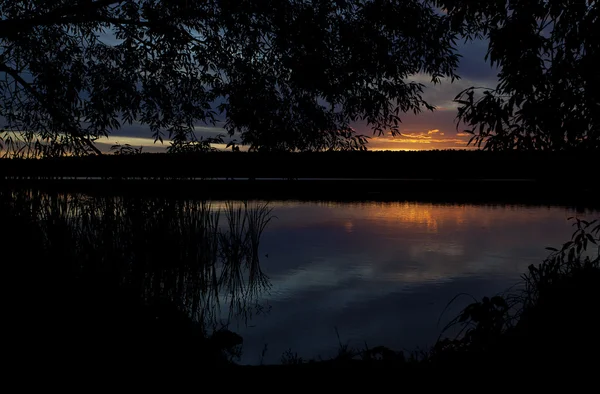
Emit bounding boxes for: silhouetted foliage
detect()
[0,0,459,157]
[435,217,600,366]
[437,0,600,150]
[2,190,273,364]
[110,143,143,155]
[166,134,225,154]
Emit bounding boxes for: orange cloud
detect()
[367,128,475,151]
[400,133,431,139]
[387,138,468,145]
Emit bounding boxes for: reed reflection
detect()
[1,190,273,333]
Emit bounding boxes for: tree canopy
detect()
[437,0,599,151]
[0,0,460,157]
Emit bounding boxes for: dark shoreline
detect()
[2,151,597,207]
[1,177,598,209]
[0,150,597,180]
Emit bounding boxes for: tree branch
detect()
[0,63,102,155]
[0,0,124,35]
[0,64,38,97]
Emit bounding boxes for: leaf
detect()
[561,241,574,250]
[586,233,597,245]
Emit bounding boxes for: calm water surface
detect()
[215,201,596,365]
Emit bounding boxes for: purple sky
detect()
[95,38,499,152]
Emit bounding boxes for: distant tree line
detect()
[1,150,597,183]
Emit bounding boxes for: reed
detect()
[0,189,274,333]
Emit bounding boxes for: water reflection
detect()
[235,201,596,364]
[3,190,596,365]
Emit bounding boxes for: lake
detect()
[219,200,596,364]
[3,189,596,365]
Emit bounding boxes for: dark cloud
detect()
[456,38,499,82]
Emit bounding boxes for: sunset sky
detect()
[95,38,498,153]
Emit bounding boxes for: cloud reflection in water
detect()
[229,201,593,364]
